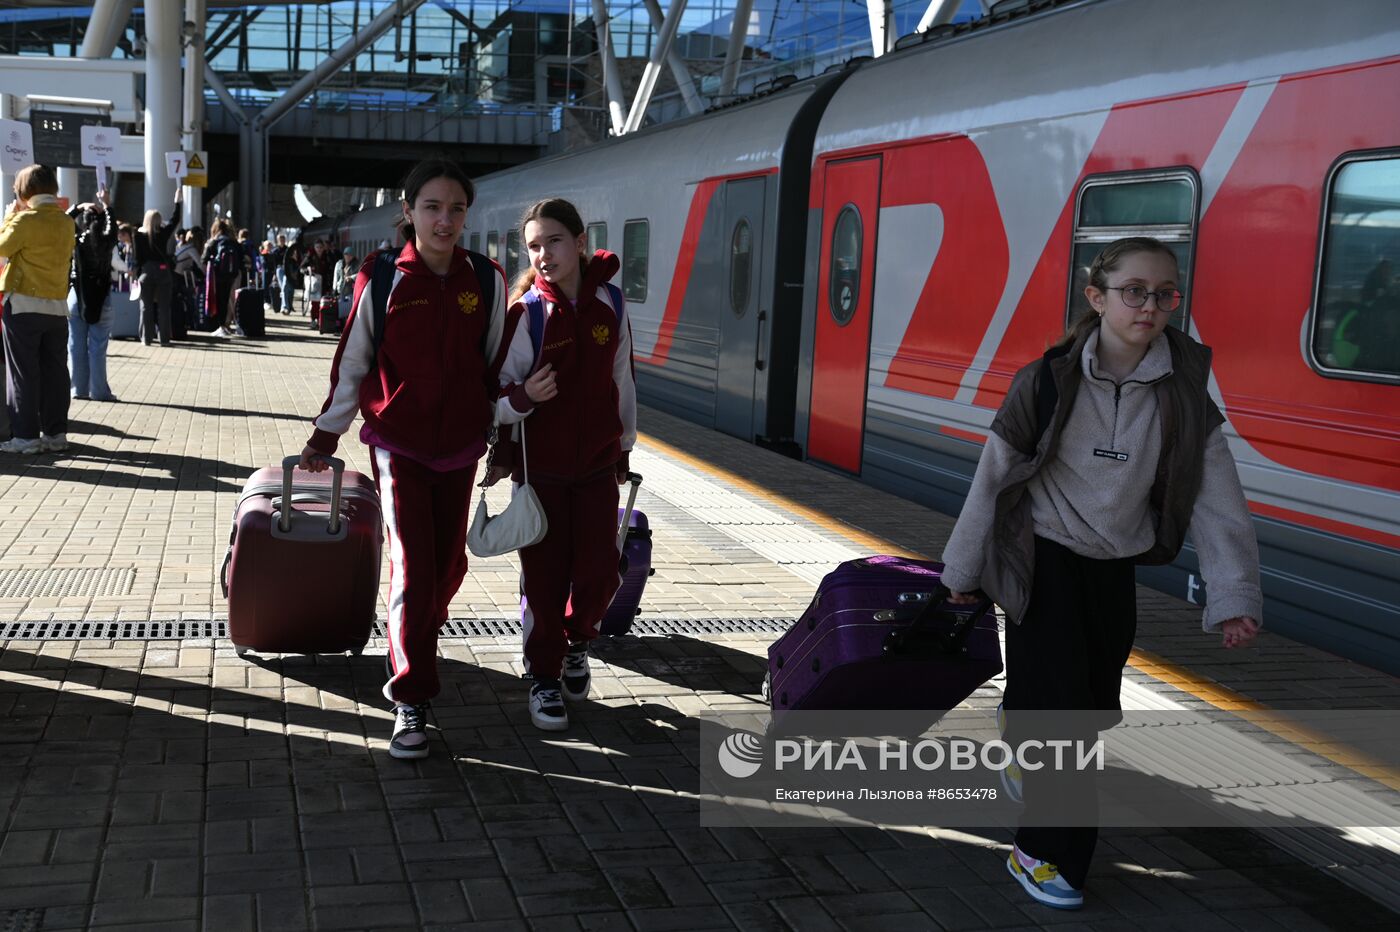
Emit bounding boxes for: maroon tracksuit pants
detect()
[371,447,477,705]
[520,472,621,681]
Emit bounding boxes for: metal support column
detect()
[182,0,206,226]
[865,0,895,57]
[590,0,626,135]
[144,0,182,212]
[58,0,134,201]
[719,0,755,98]
[622,0,688,134]
[917,0,963,32]
[641,0,702,115]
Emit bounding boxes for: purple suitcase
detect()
[765,555,1000,715]
[221,456,382,658]
[600,472,652,636]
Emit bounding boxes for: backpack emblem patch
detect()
[457,291,479,315]
[591,323,610,345]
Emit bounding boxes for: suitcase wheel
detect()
[234,645,251,659]
[648,568,655,577]
[350,645,365,657]
[633,608,641,617]
[761,671,771,703]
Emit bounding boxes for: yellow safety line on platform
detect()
[638,430,1400,793]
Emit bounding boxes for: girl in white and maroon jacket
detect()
[489,198,636,732]
[299,159,506,760]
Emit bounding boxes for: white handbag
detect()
[467,418,548,558]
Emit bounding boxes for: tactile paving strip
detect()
[0,567,135,598]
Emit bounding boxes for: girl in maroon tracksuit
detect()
[491,198,637,731]
[299,160,507,759]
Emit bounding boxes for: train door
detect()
[715,176,768,440]
[808,156,881,473]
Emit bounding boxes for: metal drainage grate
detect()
[0,620,224,641]
[0,617,794,642]
[0,567,136,599]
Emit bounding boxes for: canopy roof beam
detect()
[622,0,688,134]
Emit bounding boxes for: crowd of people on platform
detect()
[0,162,356,453]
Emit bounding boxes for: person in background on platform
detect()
[282,234,305,315]
[236,228,259,288]
[112,224,135,291]
[494,197,636,732]
[939,236,1261,911]
[132,187,183,346]
[332,248,357,298]
[301,238,336,314]
[203,219,243,337]
[67,187,119,402]
[0,164,77,454]
[268,233,288,314]
[299,159,506,760]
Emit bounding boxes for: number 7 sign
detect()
[165,151,188,179]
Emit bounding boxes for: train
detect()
[308,0,1400,675]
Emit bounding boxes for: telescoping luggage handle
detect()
[880,584,994,656]
[616,472,643,552]
[278,454,345,535]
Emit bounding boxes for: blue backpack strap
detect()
[603,282,624,324]
[370,247,400,356]
[466,249,495,317]
[521,289,547,364]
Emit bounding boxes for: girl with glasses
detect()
[939,235,1261,910]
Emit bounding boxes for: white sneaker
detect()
[233,324,246,337]
[40,433,68,452]
[562,642,591,701]
[213,327,231,337]
[0,437,41,454]
[529,680,568,731]
[389,703,430,760]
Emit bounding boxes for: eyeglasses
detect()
[1106,285,1182,312]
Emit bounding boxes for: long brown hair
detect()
[1055,236,1179,349]
[399,159,475,243]
[509,198,587,302]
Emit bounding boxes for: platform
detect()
[1,318,1397,931]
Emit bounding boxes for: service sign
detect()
[0,118,34,174]
[79,125,119,168]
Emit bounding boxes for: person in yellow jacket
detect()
[0,164,77,454]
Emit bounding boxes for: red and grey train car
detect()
[332,0,1400,673]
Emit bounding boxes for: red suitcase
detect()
[221,456,382,657]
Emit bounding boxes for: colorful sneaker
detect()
[997,702,1023,803]
[529,679,568,731]
[1006,844,1083,909]
[562,641,591,701]
[389,702,430,760]
[0,437,41,455]
[40,433,68,453]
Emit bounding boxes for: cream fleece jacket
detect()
[942,330,1262,631]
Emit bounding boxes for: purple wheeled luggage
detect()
[765,555,1000,716]
[600,472,652,636]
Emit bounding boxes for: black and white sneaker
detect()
[529,680,568,731]
[389,702,430,759]
[562,642,591,701]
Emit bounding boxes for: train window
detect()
[587,223,607,253]
[729,219,752,317]
[486,231,499,262]
[623,220,649,302]
[828,205,862,326]
[506,231,521,281]
[469,233,480,253]
[1068,171,1198,333]
[1310,154,1400,381]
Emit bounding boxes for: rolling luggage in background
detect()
[222,456,382,657]
[765,555,1000,716]
[314,296,340,334]
[236,287,265,337]
[108,288,141,339]
[600,472,652,636]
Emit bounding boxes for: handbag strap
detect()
[480,410,529,491]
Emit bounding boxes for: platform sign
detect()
[184,150,208,188]
[165,151,188,179]
[1,119,34,174]
[78,125,119,167]
[29,110,109,168]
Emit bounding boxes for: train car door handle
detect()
[755,309,768,371]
